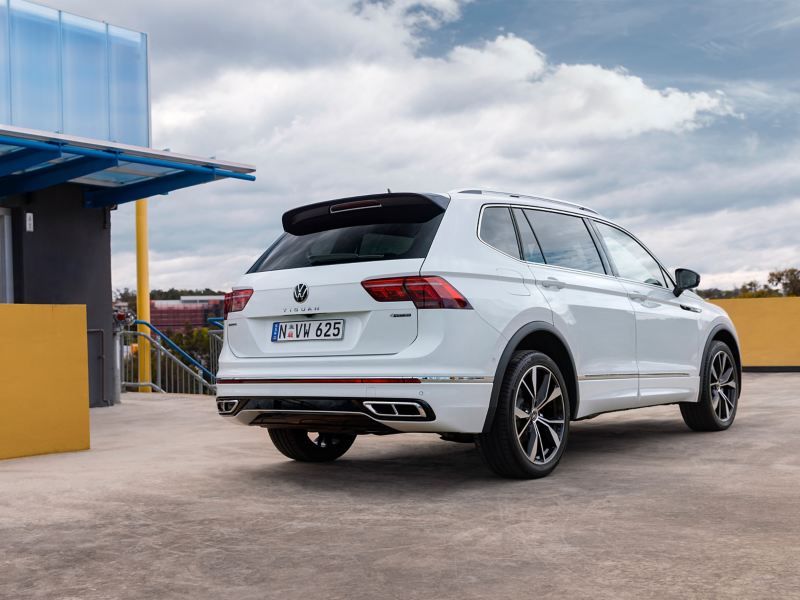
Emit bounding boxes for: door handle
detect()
[628,293,647,303]
[540,277,565,290]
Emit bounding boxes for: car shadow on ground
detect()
[231,415,704,491]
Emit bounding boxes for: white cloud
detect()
[103,0,797,293]
[148,32,730,213]
[621,198,800,289]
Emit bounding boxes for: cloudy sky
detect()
[54,0,800,290]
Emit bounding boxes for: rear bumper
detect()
[215,380,493,434]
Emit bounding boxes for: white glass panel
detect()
[0,1,10,124]
[9,0,61,131]
[108,25,149,146]
[62,13,109,139]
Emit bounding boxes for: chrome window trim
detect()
[476,205,523,261]
[477,203,612,278]
[476,203,679,291]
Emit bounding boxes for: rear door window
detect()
[479,206,521,258]
[524,209,605,274]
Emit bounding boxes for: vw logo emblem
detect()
[293,283,309,304]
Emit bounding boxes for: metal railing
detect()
[134,320,215,381]
[120,330,215,395]
[209,328,224,378]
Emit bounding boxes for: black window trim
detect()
[507,206,525,260]
[511,207,546,265]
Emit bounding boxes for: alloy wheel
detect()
[709,350,737,421]
[514,365,566,465]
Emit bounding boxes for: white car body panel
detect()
[217,189,739,433]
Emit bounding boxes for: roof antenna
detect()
[387,188,391,194]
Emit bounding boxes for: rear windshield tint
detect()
[250,215,444,272]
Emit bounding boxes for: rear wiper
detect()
[306,253,385,264]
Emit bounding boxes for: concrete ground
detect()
[1,374,798,599]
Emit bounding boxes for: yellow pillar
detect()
[136,199,151,392]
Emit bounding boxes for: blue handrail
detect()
[134,320,215,381]
[207,317,224,329]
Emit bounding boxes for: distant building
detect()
[150,296,223,330]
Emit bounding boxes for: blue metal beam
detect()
[84,170,216,208]
[0,156,118,197]
[0,134,255,205]
[0,148,62,177]
[0,134,255,183]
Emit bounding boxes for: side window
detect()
[524,209,605,274]
[512,208,545,263]
[479,206,520,258]
[594,222,667,287]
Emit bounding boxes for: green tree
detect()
[767,268,800,296]
[738,280,780,298]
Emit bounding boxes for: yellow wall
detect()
[711,297,800,367]
[0,304,90,460]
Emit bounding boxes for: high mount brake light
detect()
[329,199,382,213]
[361,276,471,309]
[224,289,253,318]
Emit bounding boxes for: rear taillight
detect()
[224,288,253,318]
[361,276,471,309]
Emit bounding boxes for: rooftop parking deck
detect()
[2,373,799,599]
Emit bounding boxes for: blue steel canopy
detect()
[0,125,255,208]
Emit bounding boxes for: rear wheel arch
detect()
[483,322,579,432]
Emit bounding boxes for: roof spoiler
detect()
[282,192,449,235]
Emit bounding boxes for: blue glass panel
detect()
[108,25,149,146]
[82,170,149,185]
[9,0,61,132]
[0,1,10,124]
[115,161,177,176]
[61,13,108,139]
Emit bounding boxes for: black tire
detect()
[268,429,356,462]
[477,351,571,479]
[680,340,739,431]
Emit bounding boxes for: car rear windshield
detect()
[250,198,445,272]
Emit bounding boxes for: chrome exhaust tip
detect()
[363,401,427,419]
[217,399,240,415]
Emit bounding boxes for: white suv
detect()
[216,189,741,478]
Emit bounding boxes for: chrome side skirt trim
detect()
[579,372,691,381]
[579,373,638,381]
[218,376,493,384]
[640,372,691,379]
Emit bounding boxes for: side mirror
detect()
[674,268,701,297]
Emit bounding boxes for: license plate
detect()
[271,319,344,342]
